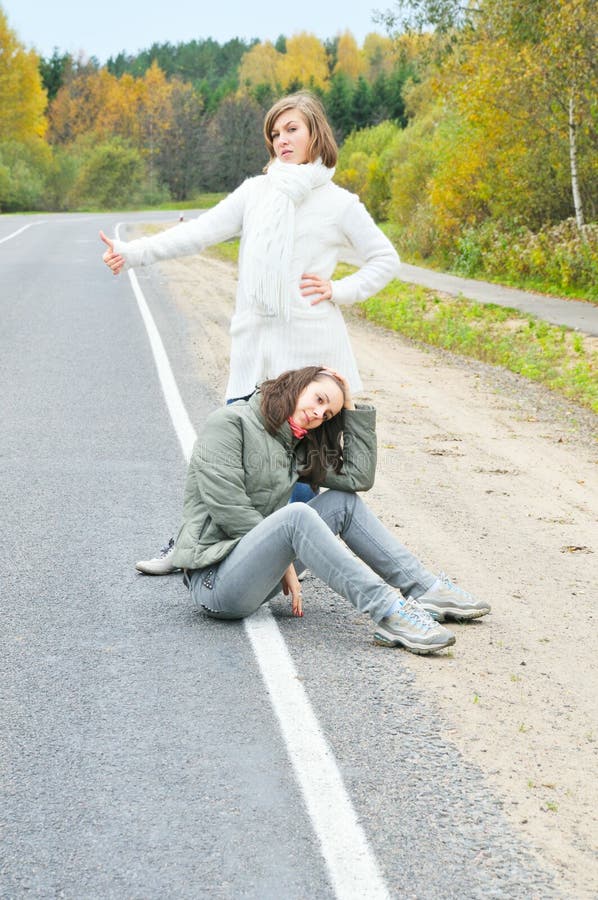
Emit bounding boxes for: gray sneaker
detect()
[416,572,490,622]
[135,538,179,575]
[374,597,456,654]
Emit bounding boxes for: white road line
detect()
[0,221,45,245]
[245,607,391,899]
[120,230,390,900]
[127,267,198,461]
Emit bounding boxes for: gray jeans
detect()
[188,490,436,624]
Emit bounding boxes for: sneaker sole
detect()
[373,631,456,654]
[421,605,490,623]
[135,562,180,575]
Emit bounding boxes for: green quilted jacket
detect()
[171,391,377,571]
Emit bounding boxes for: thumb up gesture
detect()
[100,230,125,275]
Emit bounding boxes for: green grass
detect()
[147,193,227,211]
[355,275,598,414]
[58,193,228,215]
[168,238,598,416]
[204,237,240,264]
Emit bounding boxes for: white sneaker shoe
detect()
[417,572,490,622]
[135,538,179,575]
[374,597,456,654]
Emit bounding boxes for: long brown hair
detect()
[260,366,345,488]
[263,92,338,169]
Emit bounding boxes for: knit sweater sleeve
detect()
[330,194,401,306]
[111,179,251,269]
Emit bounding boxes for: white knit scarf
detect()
[242,157,335,319]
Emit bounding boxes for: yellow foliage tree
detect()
[49,61,176,156]
[428,0,598,227]
[49,67,119,143]
[137,62,177,173]
[362,33,396,79]
[276,33,329,90]
[0,8,47,142]
[238,41,280,90]
[334,31,366,80]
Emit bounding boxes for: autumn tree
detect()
[0,8,47,142]
[199,95,266,191]
[431,0,598,228]
[481,0,598,226]
[377,0,597,226]
[238,42,280,92]
[276,33,329,91]
[334,31,366,80]
[48,66,119,144]
[154,79,205,200]
[0,8,50,210]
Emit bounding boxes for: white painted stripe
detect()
[120,230,389,900]
[0,221,45,245]
[245,607,391,899]
[127,267,198,461]
[115,223,197,462]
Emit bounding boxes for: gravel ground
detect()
[150,247,597,899]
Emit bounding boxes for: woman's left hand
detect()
[320,368,355,410]
[300,273,332,305]
[282,563,303,617]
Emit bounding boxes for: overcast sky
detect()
[3,0,388,62]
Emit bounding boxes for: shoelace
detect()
[438,571,474,601]
[159,537,175,558]
[399,598,434,631]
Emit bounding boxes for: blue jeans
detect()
[188,490,436,624]
[289,482,318,503]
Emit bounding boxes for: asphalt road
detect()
[1,212,561,899]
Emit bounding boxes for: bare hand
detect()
[300,272,332,305]
[320,368,355,410]
[282,563,303,617]
[100,230,125,275]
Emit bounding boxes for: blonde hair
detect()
[263,92,338,169]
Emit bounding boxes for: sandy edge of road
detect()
[150,249,597,899]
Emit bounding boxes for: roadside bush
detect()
[336,120,400,220]
[69,137,168,209]
[43,147,80,210]
[452,219,598,299]
[0,139,51,211]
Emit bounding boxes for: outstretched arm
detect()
[98,180,250,273]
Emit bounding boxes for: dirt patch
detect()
[158,251,598,899]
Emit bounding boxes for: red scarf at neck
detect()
[288,417,308,439]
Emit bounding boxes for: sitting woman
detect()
[170,366,490,655]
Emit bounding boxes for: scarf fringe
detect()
[249,270,292,320]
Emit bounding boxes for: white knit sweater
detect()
[113,175,401,399]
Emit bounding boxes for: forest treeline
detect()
[1,0,596,295]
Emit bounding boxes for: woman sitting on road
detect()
[168,365,490,655]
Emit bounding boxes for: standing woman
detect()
[168,365,489,654]
[100,90,401,569]
[101,90,400,398]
